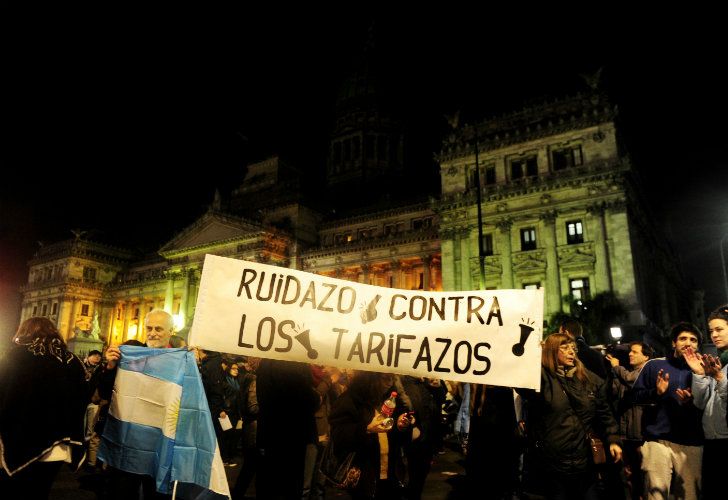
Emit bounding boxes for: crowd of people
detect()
[1,303,726,500]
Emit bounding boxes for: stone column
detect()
[104,304,115,344]
[164,273,175,313]
[439,229,456,292]
[187,271,200,322]
[497,219,514,288]
[587,204,612,293]
[390,261,401,289]
[180,269,191,325]
[459,228,472,291]
[67,297,79,340]
[541,210,562,315]
[359,264,370,284]
[56,298,69,339]
[421,255,432,290]
[122,302,132,342]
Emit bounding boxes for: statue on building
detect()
[89,311,101,340]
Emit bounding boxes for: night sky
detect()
[2,11,727,338]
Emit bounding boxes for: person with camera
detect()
[605,341,653,499]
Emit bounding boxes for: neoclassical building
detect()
[435,93,692,331]
[18,89,695,348]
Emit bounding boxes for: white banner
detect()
[189,255,543,389]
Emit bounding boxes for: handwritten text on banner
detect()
[189,255,543,389]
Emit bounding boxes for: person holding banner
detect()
[256,358,320,499]
[521,332,622,500]
[329,370,413,500]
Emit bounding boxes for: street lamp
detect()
[610,326,623,343]
[471,124,486,291]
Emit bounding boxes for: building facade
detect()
[436,93,694,332]
[19,92,695,347]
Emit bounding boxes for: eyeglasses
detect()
[559,344,576,353]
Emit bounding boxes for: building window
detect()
[117,308,122,320]
[470,164,496,188]
[377,136,388,161]
[384,222,404,236]
[81,304,90,316]
[51,303,58,315]
[412,217,433,231]
[570,278,591,302]
[566,220,584,244]
[83,266,97,281]
[333,142,342,164]
[334,233,353,245]
[365,135,375,159]
[358,227,377,240]
[133,307,140,320]
[41,304,48,316]
[523,283,540,290]
[511,156,538,180]
[520,228,537,251]
[481,233,494,256]
[485,165,496,185]
[552,145,583,171]
[32,305,38,316]
[44,268,52,280]
[344,139,352,161]
[353,136,361,159]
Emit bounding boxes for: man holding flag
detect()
[99,309,230,499]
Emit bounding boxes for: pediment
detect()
[159,212,263,256]
[557,243,596,267]
[513,251,546,273]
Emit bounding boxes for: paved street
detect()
[49,438,466,499]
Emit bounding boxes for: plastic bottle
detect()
[380,391,397,430]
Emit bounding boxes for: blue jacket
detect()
[691,365,728,440]
[633,355,704,445]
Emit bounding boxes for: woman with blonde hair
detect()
[0,317,87,499]
[522,332,622,499]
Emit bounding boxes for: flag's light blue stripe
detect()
[98,414,175,493]
[119,346,189,385]
[171,350,219,489]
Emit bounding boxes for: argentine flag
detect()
[99,346,230,499]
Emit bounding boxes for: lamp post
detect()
[472,126,486,290]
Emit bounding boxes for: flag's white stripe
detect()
[110,369,182,439]
[209,444,228,496]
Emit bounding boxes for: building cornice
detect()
[29,239,136,266]
[436,158,630,212]
[303,229,440,259]
[439,93,616,161]
[319,201,433,230]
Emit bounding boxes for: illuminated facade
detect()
[19,90,696,346]
[436,93,697,331]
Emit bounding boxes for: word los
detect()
[237,268,503,324]
[237,313,491,376]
